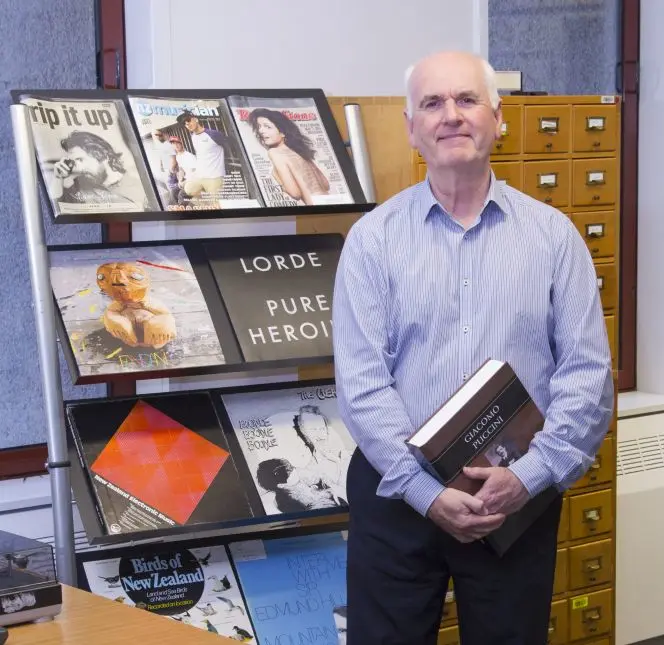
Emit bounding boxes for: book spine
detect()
[430,377,530,483]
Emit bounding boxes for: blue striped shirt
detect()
[332,175,614,517]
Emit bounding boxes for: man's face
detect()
[174,142,184,153]
[299,410,328,445]
[184,117,199,132]
[67,146,103,179]
[405,54,502,171]
[496,444,508,459]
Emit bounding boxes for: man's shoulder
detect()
[347,183,424,239]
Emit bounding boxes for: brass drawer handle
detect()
[584,508,601,523]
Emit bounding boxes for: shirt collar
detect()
[419,170,509,221]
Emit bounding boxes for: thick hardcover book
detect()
[66,393,252,538]
[406,359,558,556]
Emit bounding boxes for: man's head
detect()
[403,51,502,172]
[176,110,201,133]
[60,131,124,180]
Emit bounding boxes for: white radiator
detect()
[616,411,664,645]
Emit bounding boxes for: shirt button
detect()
[463,279,469,287]
[463,325,470,333]
[463,373,469,381]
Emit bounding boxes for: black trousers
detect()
[346,449,562,645]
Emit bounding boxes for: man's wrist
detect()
[402,472,446,517]
[508,451,554,497]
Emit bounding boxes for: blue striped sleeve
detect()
[508,214,614,496]
[332,218,445,517]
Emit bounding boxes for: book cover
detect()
[82,543,254,640]
[226,95,353,208]
[406,359,558,555]
[49,244,226,380]
[66,393,252,537]
[19,94,160,218]
[203,234,343,363]
[127,95,263,211]
[219,383,354,516]
[229,531,347,645]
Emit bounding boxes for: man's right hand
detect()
[426,488,506,543]
[53,159,73,179]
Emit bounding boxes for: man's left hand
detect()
[463,466,530,515]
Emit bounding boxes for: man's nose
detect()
[441,99,462,124]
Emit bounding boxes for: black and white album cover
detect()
[19,94,159,219]
[220,383,354,516]
[203,234,343,363]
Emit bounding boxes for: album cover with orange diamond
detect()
[66,392,253,539]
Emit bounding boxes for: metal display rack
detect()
[10,99,375,587]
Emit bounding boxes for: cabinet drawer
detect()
[437,625,460,645]
[595,262,618,312]
[558,496,569,542]
[569,490,612,540]
[525,105,571,154]
[573,436,614,489]
[492,161,522,191]
[573,105,618,153]
[493,105,522,155]
[569,589,612,641]
[605,315,616,362]
[523,160,570,207]
[570,211,616,259]
[569,538,613,590]
[548,599,569,644]
[572,158,618,207]
[554,548,568,595]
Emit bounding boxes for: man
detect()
[332,51,613,645]
[175,110,228,203]
[150,129,177,204]
[52,131,147,209]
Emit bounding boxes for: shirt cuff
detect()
[402,471,446,517]
[508,450,554,498]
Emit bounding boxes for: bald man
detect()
[332,51,613,644]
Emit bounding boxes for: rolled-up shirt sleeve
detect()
[332,220,444,517]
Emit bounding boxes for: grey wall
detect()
[0,1,103,449]
[489,0,620,96]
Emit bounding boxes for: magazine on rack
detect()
[19,94,159,218]
[127,95,264,211]
[219,382,355,516]
[226,95,353,207]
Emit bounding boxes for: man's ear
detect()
[404,108,416,147]
[494,100,504,141]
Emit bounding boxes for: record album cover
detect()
[19,94,159,219]
[82,543,254,640]
[67,392,252,537]
[203,234,343,363]
[127,95,263,211]
[220,383,354,516]
[229,531,347,645]
[227,95,353,208]
[49,244,225,380]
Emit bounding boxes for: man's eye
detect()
[423,99,443,111]
[458,97,476,106]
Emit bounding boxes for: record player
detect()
[0,531,62,626]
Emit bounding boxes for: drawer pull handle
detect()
[584,508,601,522]
[584,560,602,572]
[583,608,601,622]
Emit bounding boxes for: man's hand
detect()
[427,488,506,543]
[463,466,530,515]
